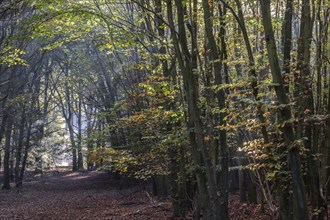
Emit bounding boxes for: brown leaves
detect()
[0,171,171,220]
[1,172,280,219]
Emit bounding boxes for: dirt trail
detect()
[0,171,171,220]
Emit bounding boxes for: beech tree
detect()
[0,0,329,219]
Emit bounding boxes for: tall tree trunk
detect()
[281,0,293,93]
[2,117,12,190]
[202,1,228,218]
[0,114,8,171]
[77,85,84,170]
[85,106,94,171]
[259,0,308,219]
[326,57,330,197]
[14,107,26,187]
[166,1,211,218]
[277,0,294,218]
[57,80,77,172]
[155,0,187,216]
[68,119,77,171]
[296,1,324,219]
[16,120,32,188]
[228,0,270,144]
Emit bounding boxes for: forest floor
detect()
[0,171,273,219]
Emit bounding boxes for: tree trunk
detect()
[296,1,324,219]
[14,109,26,187]
[238,151,247,202]
[202,1,228,218]
[259,0,308,219]
[166,1,211,218]
[86,106,94,171]
[77,85,84,170]
[16,121,32,188]
[68,120,77,171]
[281,0,293,93]
[2,117,12,190]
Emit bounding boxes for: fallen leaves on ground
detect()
[0,171,278,219]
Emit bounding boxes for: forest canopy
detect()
[0,0,329,219]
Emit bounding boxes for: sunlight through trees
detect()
[0,0,329,219]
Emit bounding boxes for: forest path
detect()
[0,171,171,220]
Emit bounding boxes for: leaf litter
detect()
[0,171,277,219]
